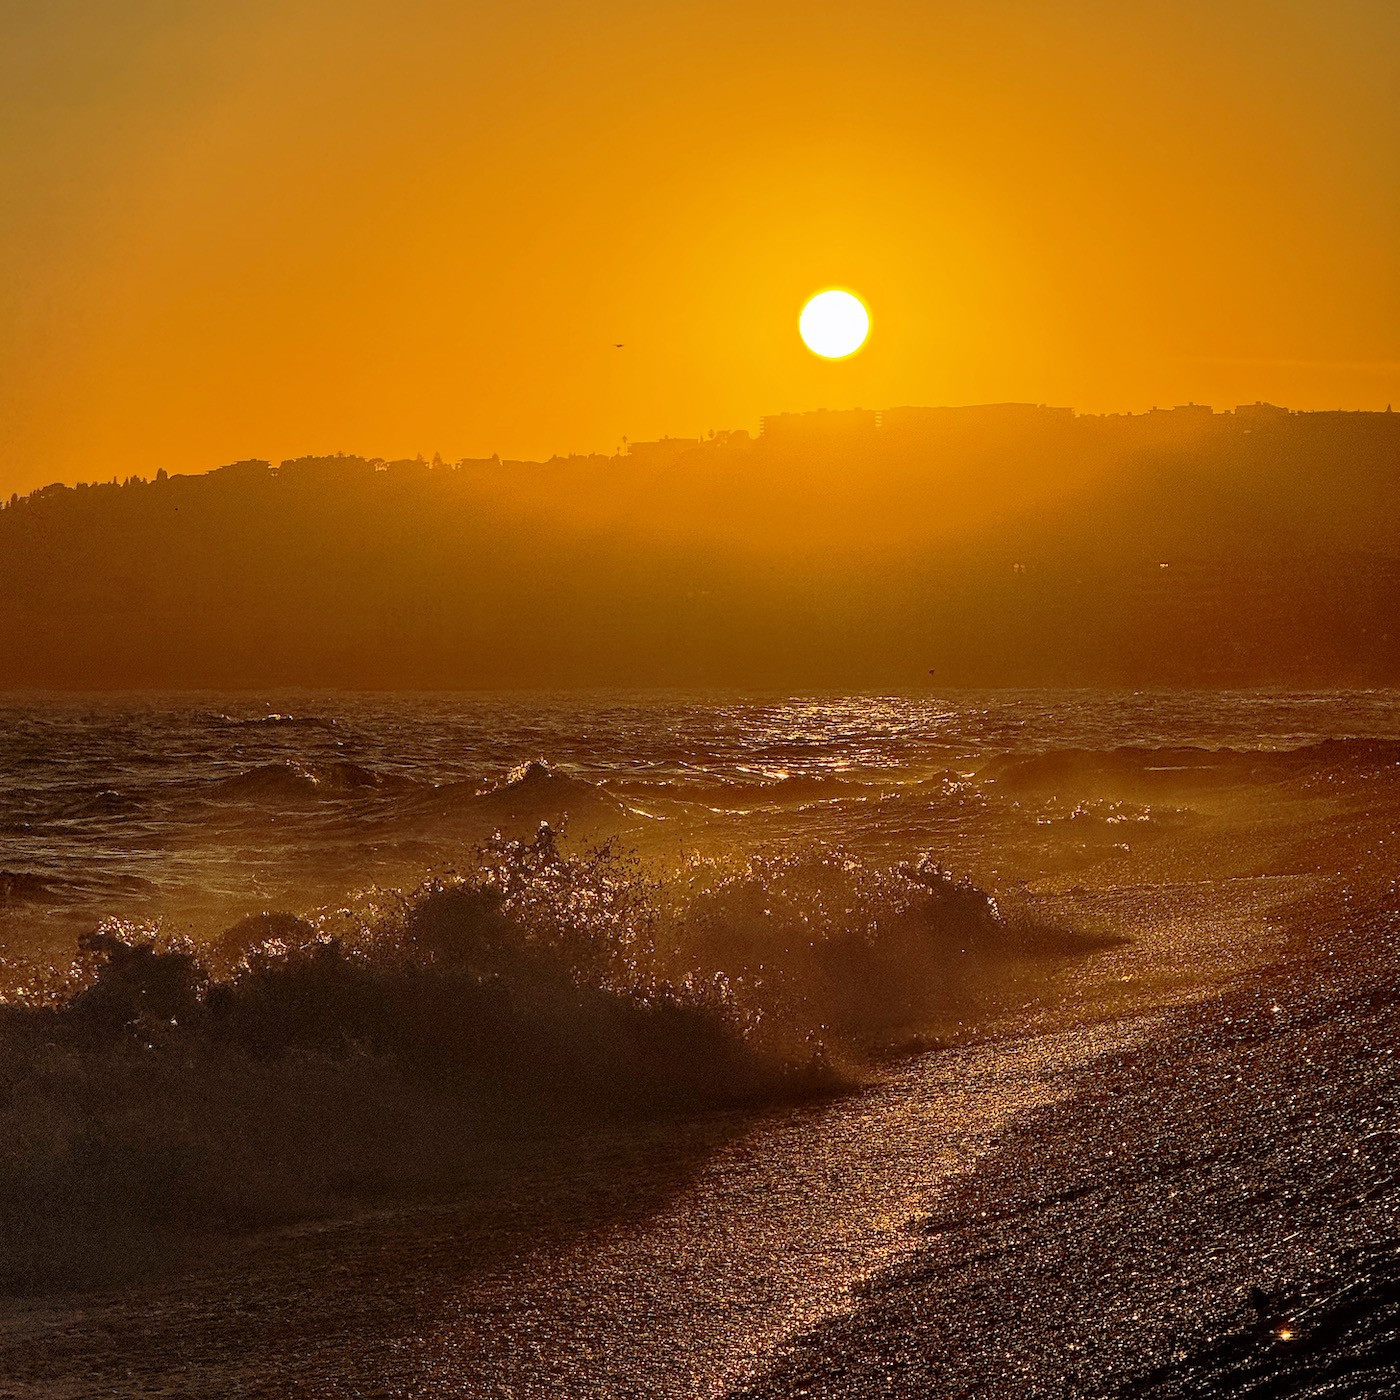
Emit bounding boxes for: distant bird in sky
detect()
[614,343,625,348]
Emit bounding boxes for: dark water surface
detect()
[3,688,1397,960]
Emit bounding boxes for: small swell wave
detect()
[55,788,144,820]
[979,737,1400,794]
[0,871,62,907]
[0,869,155,908]
[209,759,413,802]
[475,758,624,815]
[209,712,339,730]
[717,772,863,809]
[411,759,628,829]
[205,757,623,829]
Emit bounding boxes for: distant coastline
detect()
[8,400,1395,500]
[4,402,1398,691]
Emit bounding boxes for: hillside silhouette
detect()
[3,403,1398,689]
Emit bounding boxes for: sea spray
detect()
[0,831,1092,1289]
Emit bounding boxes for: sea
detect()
[4,688,1398,961]
[0,689,1396,1397]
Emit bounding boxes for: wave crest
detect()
[0,834,1094,1288]
[209,759,410,801]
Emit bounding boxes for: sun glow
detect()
[799,290,870,359]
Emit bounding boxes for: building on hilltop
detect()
[384,457,431,479]
[276,455,378,486]
[878,403,1073,442]
[1234,402,1290,423]
[625,436,704,467]
[759,408,879,446]
[210,459,272,483]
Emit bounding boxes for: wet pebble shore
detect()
[732,912,1400,1398]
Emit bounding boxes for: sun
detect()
[800,289,870,359]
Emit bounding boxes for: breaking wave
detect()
[0,831,1092,1289]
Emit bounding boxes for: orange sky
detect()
[1,0,1396,494]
